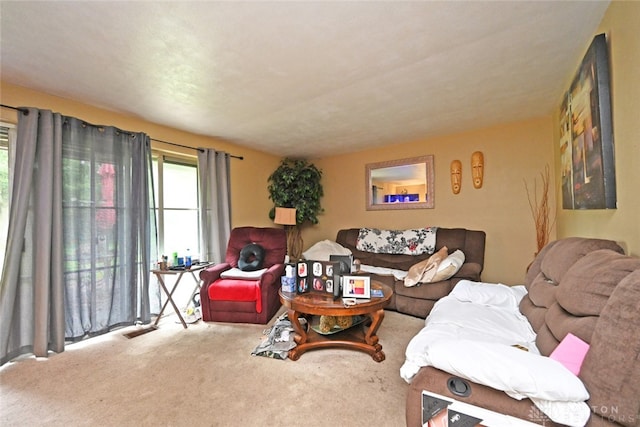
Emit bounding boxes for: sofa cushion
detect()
[526,273,558,309]
[208,278,262,313]
[556,249,639,317]
[535,323,560,356]
[404,246,448,287]
[537,237,624,285]
[529,250,640,355]
[395,279,455,300]
[521,238,628,356]
[580,269,640,427]
[518,296,546,331]
[544,302,598,350]
[530,250,640,356]
[523,240,559,291]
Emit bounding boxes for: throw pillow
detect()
[238,243,265,271]
[429,249,465,282]
[549,333,590,376]
[404,246,449,287]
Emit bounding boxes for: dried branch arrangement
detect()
[524,164,556,255]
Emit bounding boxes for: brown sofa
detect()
[336,227,486,318]
[406,237,640,427]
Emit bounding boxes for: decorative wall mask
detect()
[471,151,484,189]
[450,160,462,194]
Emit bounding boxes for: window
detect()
[152,154,199,263]
[0,123,15,278]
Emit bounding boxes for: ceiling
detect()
[1,1,610,159]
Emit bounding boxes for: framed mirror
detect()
[365,155,435,210]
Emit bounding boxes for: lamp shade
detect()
[274,207,297,225]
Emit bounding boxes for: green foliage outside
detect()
[267,158,324,225]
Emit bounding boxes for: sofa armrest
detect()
[258,263,286,293]
[199,263,231,286]
[455,262,483,281]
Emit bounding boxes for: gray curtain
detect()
[0,109,65,363]
[197,149,231,264]
[0,108,157,365]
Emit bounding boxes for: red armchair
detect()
[199,227,287,324]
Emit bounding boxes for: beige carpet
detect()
[0,309,425,427]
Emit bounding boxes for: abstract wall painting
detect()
[559,33,616,210]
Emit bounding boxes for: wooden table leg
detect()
[364,309,385,361]
[287,309,307,360]
[154,272,188,329]
[364,308,385,346]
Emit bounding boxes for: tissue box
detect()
[281,276,296,293]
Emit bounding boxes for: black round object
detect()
[238,243,265,271]
[447,377,471,397]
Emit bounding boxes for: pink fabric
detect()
[549,333,590,375]
[96,163,116,229]
[208,279,262,313]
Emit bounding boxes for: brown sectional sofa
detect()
[336,227,486,318]
[405,237,640,427]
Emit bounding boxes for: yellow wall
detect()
[309,1,640,284]
[0,82,281,229]
[2,1,636,284]
[553,1,640,256]
[311,117,556,284]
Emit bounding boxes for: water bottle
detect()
[185,248,192,268]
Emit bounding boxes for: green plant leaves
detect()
[267,158,324,225]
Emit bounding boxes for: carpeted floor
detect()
[0,309,425,427]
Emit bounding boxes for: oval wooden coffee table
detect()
[279,281,393,362]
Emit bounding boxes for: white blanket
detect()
[358,264,408,280]
[400,280,591,427]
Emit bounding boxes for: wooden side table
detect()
[279,281,392,362]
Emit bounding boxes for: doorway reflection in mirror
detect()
[366,155,434,210]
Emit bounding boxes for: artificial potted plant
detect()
[268,158,323,260]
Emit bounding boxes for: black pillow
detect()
[238,243,265,271]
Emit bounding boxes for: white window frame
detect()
[0,122,16,277]
[152,151,199,259]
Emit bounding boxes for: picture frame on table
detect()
[342,275,371,298]
[330,254,353,274]
[296,261,309,293]
[297,260,341,298]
